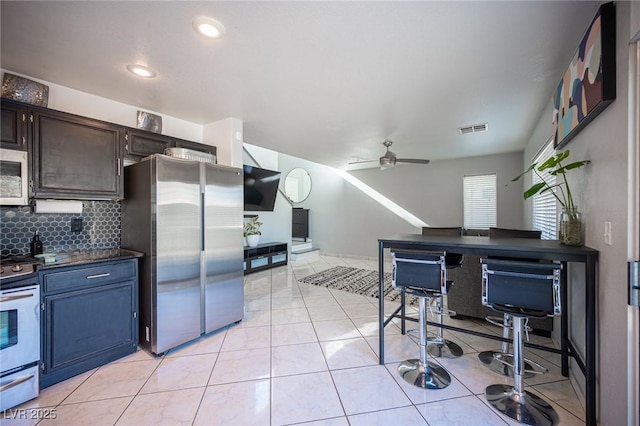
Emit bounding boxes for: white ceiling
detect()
[0,1,601,169]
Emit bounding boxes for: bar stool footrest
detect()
[478,351,547,377]
[485,315,533,333]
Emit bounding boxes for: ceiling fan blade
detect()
[347,159,379,165]
[396,158,431,165]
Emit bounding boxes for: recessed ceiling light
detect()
[193,16,225,39]
[126,64,157,78]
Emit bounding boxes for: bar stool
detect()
[479,227,542,377]
[392,249,451,389]
[481,258,561,426]
[420,227,464,358]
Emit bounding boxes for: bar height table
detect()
[377,234,598,426]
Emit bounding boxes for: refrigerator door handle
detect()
[201,192,205,252]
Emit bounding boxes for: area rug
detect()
[298,266,418,305]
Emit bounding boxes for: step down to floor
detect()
[290,248,320,261]
[291,241,313,253]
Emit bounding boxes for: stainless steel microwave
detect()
[0,148,29,205]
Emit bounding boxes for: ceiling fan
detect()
[348,140,430,170]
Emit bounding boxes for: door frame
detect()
[628,35,640,426]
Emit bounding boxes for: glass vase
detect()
[558,208,584,246]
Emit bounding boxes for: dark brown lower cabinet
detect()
[40,259,138,388]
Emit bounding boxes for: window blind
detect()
[463,173,497,229]
[532,137,557,240]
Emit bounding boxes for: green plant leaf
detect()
[510,163,537,182]
[537,156,559,171]
[510,148,588,205]
[555,160,591,173]
[523,182,546,199]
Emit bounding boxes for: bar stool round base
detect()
[427,339,463,358]
[398,359,450,389]
[485,384,559,426]
[478,351,535,378]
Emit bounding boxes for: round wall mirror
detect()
[284,168,312,203]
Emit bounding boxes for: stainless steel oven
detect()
[0,148,29,206]
[0,261,40,411]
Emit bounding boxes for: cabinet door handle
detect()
[86,273,110,279]
[0,293,35,302]
[0,374,35,392]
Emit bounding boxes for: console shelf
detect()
[244,241,288,274]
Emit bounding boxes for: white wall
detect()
[523,2,631,423]
[1,69,203,142]
[270,150,525,258]
[1,69,244,163]
[204,118,243,167]
[243,144,292,246]
[277,153,418,258]
[350,152,525,230]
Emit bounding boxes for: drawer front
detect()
[250,256,269,269]
[292,210,308,222]
[271,253,287,265]
[43,260,136,293]
[292,223,307,237]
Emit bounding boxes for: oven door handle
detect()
[0,293,36,302]
[0,373,35,392]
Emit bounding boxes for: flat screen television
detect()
[243,165,281,211]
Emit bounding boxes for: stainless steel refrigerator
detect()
[121,154,244,355]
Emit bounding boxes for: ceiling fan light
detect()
[379,157,395,167]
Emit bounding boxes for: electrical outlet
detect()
[604,221,612,245]
[71,218,83,233]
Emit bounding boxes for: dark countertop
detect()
[38,248,144,270]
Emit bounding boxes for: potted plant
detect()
[244,216,263,248]
[511,149,590,246]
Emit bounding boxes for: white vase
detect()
[247,234,260,248]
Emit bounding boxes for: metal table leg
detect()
[379,241,385,365]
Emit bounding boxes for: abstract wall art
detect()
[552,2,616,149]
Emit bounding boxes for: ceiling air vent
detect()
[458,123,488,135]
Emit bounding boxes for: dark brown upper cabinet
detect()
[173,138,216,155]
[124,128,217,161]
[124,129,173,158]
[32,109,123,200]
[4,99,217,201]
[1,99,28,150]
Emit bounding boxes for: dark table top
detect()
[378,234,598,262]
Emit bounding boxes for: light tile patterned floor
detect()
[4,255,586,425]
